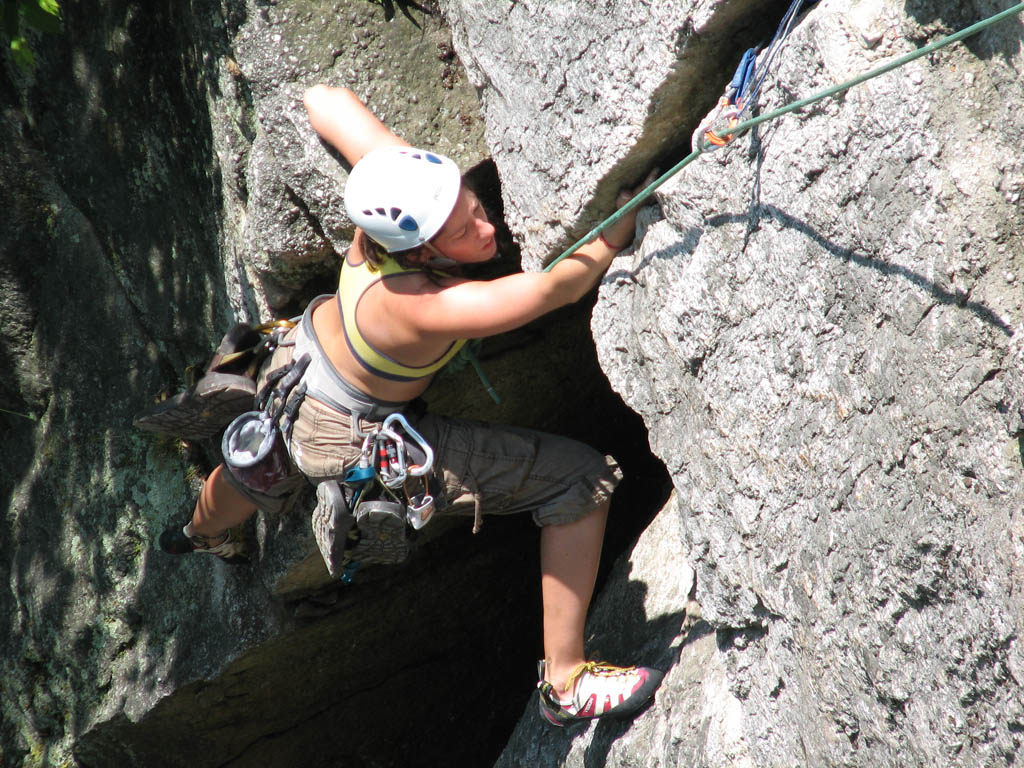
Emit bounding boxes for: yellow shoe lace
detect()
[563,660,637,694]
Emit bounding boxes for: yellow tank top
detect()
[338,252,467,382]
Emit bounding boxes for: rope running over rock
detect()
[544,1,1024,273]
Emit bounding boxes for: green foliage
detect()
[1,0,61,70]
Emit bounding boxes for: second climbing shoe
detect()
[159,523,249,565]
[134,372,256,441]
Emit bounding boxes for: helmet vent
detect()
[390,207,402,220]
[426,153,442,164]
[375,207,386,216]
[398,215,418,232]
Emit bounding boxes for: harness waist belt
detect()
[294,295,407,422]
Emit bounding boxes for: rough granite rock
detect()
[7,0,1022,766]
[1,2,667,766]
[496,493,716,768]
[439,0,798,270]
[582,1,1023,765]
[0,7,286,762]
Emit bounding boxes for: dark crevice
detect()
[286,185,333,250]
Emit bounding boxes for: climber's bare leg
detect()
[188,464,257,539]
[540,500,608,695]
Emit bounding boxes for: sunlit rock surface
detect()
[574,2,1022,765]
[440,0,795,269]
[3,0,1023,766]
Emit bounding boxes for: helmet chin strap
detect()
[421,240,458,269]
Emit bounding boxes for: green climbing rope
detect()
[544,1,1024,273]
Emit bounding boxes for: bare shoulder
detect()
[384,270,468,297]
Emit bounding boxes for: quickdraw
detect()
[702,0,818,151]
[703,47,759,148]
[326,413,438,583]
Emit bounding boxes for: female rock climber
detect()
[158,84,663,726]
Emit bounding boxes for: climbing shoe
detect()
[134,323,265,441]
[537,660,663,727]
[159,523,249,565]
[348,499,411,566]
[134,372,256,441]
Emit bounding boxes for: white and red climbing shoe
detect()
[537,660,663,727]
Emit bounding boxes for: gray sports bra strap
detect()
[294,295,407,422]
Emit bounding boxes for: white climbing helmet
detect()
[344,146,462,253]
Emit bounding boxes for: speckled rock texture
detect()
[1,1,668,766]
[536,1,1022,765]
[6,0,1023,766]
[0,1,504,767]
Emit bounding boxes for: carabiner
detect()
[382,413,434,477]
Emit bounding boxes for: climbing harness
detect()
[293,296,408,423]
[222,309,442,583]
[545,1,1024,273]
[230,297,444,583]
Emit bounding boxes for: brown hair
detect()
[356,232,450,288]
[357,231,429,272]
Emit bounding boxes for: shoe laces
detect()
[203,534,247,560]
[186,527,245,558]
[201,533,233,552]
[560,661,641,706]
[564,661,636,691]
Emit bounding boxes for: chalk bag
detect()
[221,410,293,493]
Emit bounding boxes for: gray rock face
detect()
[496,494,712,768]
[6,0,1024,766]
[440,0,793,270]
[0,1,499,766]
[2,2,667,766]
[584,1,1024,765]
[0,3,285,764]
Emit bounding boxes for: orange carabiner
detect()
[703,116,740,148]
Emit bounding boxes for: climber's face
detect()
[430,187,498,263]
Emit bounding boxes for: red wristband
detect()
[599,232,627,251]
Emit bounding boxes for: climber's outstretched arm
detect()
[303,84,409,167]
